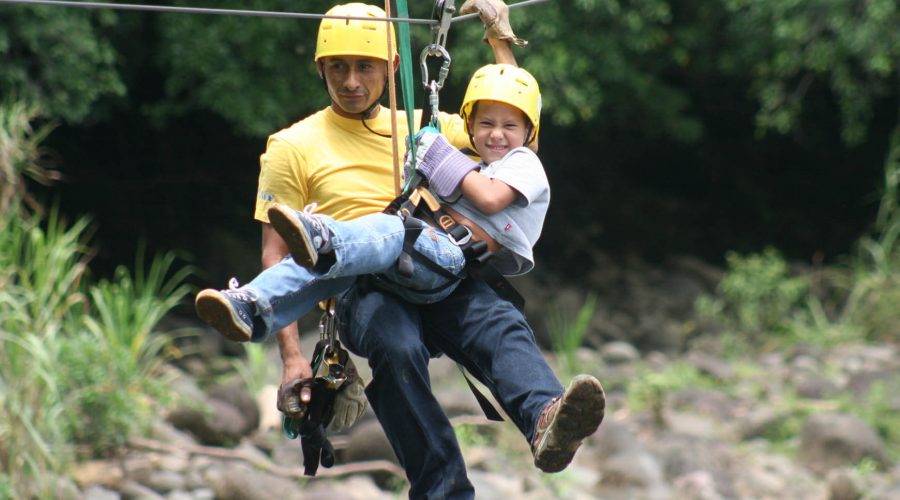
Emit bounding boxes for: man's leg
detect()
[337,284,474,500]
[421,278,604,472]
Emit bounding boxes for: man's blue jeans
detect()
[241,212,466,341]
[337,277,564,500]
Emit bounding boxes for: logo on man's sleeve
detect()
[259,190,274,202]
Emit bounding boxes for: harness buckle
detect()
[447,224,473,246]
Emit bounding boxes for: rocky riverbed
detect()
[51,255,900,499]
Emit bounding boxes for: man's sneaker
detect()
[532,374,606,473]
[194,280,258,342]
[268,203,333,268]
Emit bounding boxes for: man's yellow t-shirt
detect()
[255,106,470,223]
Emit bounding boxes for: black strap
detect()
[458,363,504,422]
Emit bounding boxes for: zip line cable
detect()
[450,0,548,23]
[0,0,549,23]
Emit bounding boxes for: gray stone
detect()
[143,470,185,494]
[208,384,261,432]
[826,469,862,500]
[601,341,640,364]
[798,412,888,475]
[82,485,121,500]
[118,479,165,499]
[168,398,249,446]
[672,470,723,500]
[601,450,665,489]
[203,462,303,500]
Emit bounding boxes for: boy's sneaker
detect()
[532,374,606,473]
[267,203,333,268]
[194,280,258,342]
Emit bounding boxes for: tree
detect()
[0,5,124,123]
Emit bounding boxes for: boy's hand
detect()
[460,0,527,46]
[414,128,479,199]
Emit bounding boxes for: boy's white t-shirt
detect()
[449,147,549,276]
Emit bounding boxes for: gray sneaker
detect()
[268,203,332,268]
[531,374,606,473]
[194,281,258,342]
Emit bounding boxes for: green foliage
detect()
[0,106,190,493]
[722,0,900,145]
[151,0,327,136]
[59,250,191,454]
[1,0,895,148]
[0,101,59,214]
[0,6,124,123]
[696,247,809,342]
[838,129,900,339]
[626,361,715,427]
[231,342,276,395]
[546,292,597,376]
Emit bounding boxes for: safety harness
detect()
[386,0,525,312]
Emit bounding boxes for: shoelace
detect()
[301,203,331,250]
[532,396,561,448]
[225,277,255,303]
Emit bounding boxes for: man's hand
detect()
[329,357,368,432]
[278,356,314,418]
[460,0,527,46]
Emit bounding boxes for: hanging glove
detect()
[460,0,527,46]
[328,357,367,432]
[414,126,480,199]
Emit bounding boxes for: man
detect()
[243,3,604,498]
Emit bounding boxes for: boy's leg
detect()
[421,277,605,472]
[195,258,355,342]
[337,285,474,500]
[280,210,465,303]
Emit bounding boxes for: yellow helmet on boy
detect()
[460,64,542,144]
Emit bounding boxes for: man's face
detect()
[469,100,530,164]
[319,56,387,118]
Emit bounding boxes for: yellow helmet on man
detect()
[460,64,542,144]
[315,3,397,62]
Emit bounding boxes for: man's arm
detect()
[261,224,313,407]
[488,37,516,66]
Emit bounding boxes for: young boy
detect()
[196,63,549,342]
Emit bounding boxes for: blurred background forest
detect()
[2,0,900,498]
[3,0,897,281]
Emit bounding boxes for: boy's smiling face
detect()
[469,100,530,164]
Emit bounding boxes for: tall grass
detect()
[0,100,59,215]
[546,292,597,376]
[0,102,192,495]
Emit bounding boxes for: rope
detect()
[385,0,401,197]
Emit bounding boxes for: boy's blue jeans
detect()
[242,212,466,341]
[337,278,564,500]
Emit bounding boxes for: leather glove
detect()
[413,126,479,198]
[277,378,312,419]
[328,357,367,432]
[460,0,527,46]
